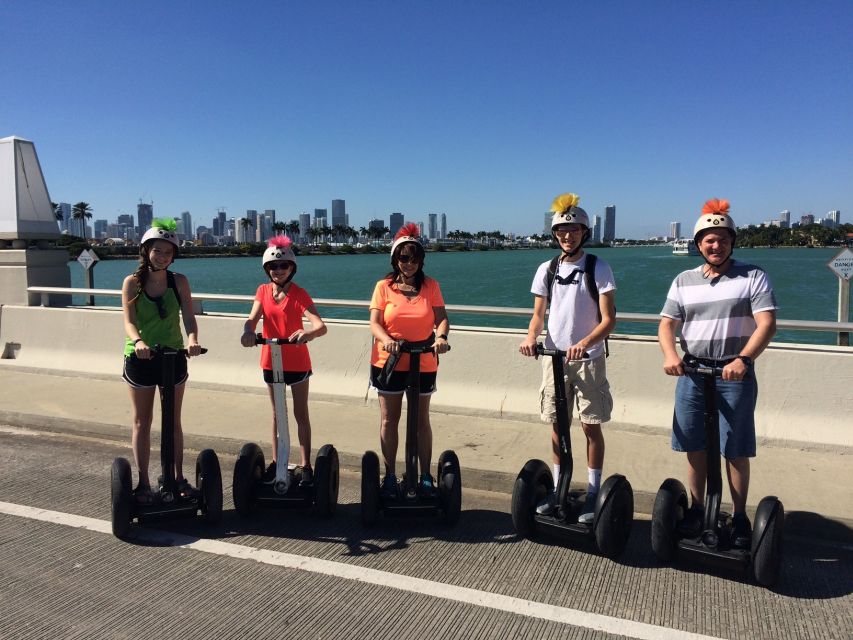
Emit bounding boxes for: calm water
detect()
[71,247,850,344]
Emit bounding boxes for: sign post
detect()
[77,248,100,306]
[826,247,853,346]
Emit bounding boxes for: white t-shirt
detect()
[530,253,616,359]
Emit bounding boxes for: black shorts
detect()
[370,366,436,395]
[263,369,312,385]
[123,352,188,389]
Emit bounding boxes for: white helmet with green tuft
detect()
[141,218,180,248]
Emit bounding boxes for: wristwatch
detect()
[735,355,753,367]
[438,333,448,340]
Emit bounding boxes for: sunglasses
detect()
[268,261,293,271]
[554,226,583,237]
[397,254,419,264]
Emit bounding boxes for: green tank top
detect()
[124,280,184,356]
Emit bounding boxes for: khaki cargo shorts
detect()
[539,355,613,424]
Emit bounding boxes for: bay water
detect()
[70,247,850,345]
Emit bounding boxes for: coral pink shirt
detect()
[370,276,445,373]
[255,282,313,372]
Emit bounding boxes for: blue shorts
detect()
[672,370,757,459]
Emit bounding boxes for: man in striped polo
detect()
[658,198,778,549]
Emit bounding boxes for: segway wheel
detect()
[233,443,265,517]
[511,459,553,539]
[110,457,133,539]
[751,496,785,587]
[361,451,380,527]
[314,444,340,517]
[438,450,462,525]
[593,474,634,559]
[651,478,688,562]
[196,448,223,524]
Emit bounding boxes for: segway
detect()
[650,355,784,587]
[232,334,339,517]
[361,338,460,526]
[110,346,222,539]
[511,344,634,559]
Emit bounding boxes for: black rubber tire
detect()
[110,457,133,539]
[751,496,785,587]
[593,474,634,559]
[511,459,552,539]
[314,444,339,517]
[196,448,223,524]
[438,449,462,525]
[233,442,264,517]
[651,477,688,563]
[361,451,380,527]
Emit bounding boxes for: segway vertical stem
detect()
[547,348,574,516]
[703,373,723,535]
[160,348,177,495]
[404,343,421,498]
[260,334,292,494]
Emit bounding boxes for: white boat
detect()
[672,239,699,256]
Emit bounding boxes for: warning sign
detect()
[827,247,853,281]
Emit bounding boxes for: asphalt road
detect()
[1,424,851,640]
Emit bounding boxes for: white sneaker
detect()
[577,492,597,524]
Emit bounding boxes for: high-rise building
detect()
[331,200,346,228]
[368,218,384,232]
[299,212,311,241]
[603,205,616,243]
[58,202,71,233]
[314,208,327,228]
[779,210,791,229]
[265,209,276,227]
[670,221,681,239]
[390,212,404,236]
[213,209,227,237]
[592,215,602,244]
[118,213,135,228]
[827,210,841,227]
[137,202,153,235]
[94,219,108,240]
[801,213,815,226]
[181,211,192,240]
[440,213,447,240]
[428,213,438,239]
[543,213,552,236]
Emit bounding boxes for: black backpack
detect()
[545,253,609,357]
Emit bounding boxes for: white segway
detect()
[233,334,339,516]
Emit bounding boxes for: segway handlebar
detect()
[135,345,208,357]
[396,339,451,355]
[534,343,589,360]
[682,355,724,377]
[255,333,299,346]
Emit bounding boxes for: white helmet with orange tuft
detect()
[693,198,737,243]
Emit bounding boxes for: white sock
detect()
[587,468,602,495]
[553,463,560,490]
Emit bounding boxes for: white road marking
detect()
[0,500,723,640]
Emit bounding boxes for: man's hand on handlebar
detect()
[662,354,684,376]
[518,337,539,358]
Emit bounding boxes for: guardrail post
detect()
[40,292,49,307]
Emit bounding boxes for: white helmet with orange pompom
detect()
[693,198,737,243]
[389,223,424,266]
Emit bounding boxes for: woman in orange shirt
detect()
[369,223,450,498]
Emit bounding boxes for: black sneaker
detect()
[419,473,436,497]
[731,512,752,549]
[381,473,398,499]
[678,504,704,537]
[298,465,314,487]
[263,462,277,483]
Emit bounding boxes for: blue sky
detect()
[2,1,851,239]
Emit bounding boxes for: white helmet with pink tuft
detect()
[390,223,424,265]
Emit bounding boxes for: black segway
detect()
[110,346,222,539]
[232,335,339,517]
[651,355,784,587]
[511,344,634,558]
[361,338,460,526]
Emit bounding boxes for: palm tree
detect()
[51,202,63,222]
[306,227,319,246]
[273,221,287,238]
[287,221,301,242]
[71,202,93,242]
[239,217,251,242]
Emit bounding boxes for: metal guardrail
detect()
[25,286,853,335]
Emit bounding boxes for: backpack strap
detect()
[545,254,561,306]
[583,253,609,357]
[166,270,182,308]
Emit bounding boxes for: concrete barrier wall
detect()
[1,304,850,448]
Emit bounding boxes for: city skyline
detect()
[4,3,851,239]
